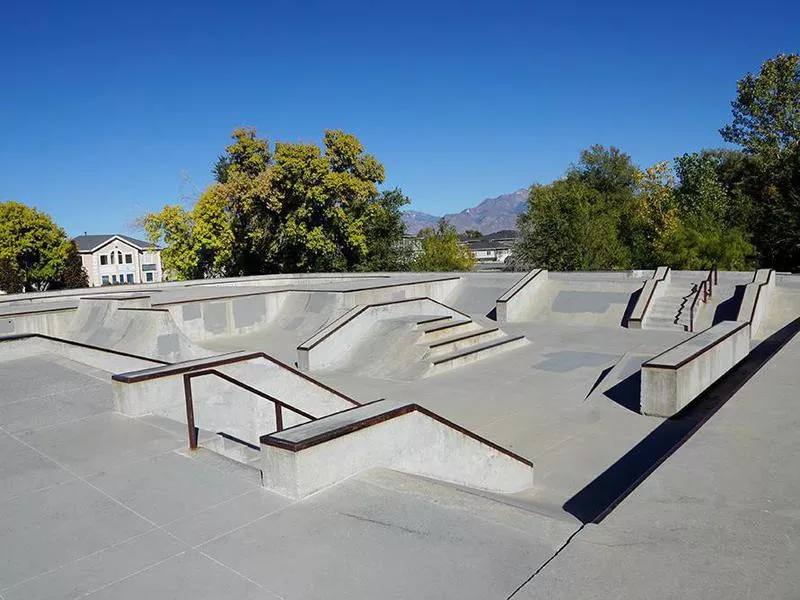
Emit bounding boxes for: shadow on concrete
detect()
[620,287,642,328]
[603,371,641,413]
[564,316,800,525]
[584,365,614,399]
[486,306,497,321]
[713,284,746,325]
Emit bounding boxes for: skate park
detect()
[1,267,799,599]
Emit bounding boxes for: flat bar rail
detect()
[183,369,316,450]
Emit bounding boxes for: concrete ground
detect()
[1,270,798,598]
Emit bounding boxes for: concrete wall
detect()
[628,266,670,329]
[297,298,461,371]
[0,308,76,337]
[0,335,160,373]
[736,269,775,338]
[495,269,548,322]
[260,403,533,499]
[641,321,751,417]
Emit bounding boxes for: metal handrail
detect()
[183,369,316,450]
[688,265,718,332]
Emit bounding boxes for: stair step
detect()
[415,315,453,329]
[425,328,506,359]
[421,319,481,342]
[426,335,530,376]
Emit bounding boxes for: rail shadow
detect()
[564,316,800,525]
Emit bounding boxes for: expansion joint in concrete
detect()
[506,524,585,599]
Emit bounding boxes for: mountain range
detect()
[401,189,528,235]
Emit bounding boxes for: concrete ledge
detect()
[0,306,77,337]
[736,268,775,337]
[495,269,548,322]
[259,399,533,499]
[0,333,163,372]
[641,321,751,417]
[628,266,670,329]
[297,297,467,371]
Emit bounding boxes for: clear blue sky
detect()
[1,0,798,237]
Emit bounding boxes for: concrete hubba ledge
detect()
[112,351,360,446]
[495,269,548,322]
[641,320,751,417]
[259,399,534,499]
[736,268,775,338]
[297,297,466,371]
[628,266,670,329]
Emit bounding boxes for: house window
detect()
[102,275,109,285]
[100,255,108,265]
[126,273,134,283]
[125,254,133,264]
[110,252,115,264]
[117,251,123,264]
[146,272,153,282]
[111,274,117,284]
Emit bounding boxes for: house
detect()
[461,230,518,265]
[73,234,164,286]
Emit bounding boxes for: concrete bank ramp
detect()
[259,399,534,499]
[67,295,210,363]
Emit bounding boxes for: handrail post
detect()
[183,373,198,450]
[275,403,283,432]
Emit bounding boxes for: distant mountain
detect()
[402,189,528,235]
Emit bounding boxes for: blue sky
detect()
[1,0,798,236]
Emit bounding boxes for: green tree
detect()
[412,219,475,272]
[144,127,392,277]
[144,187,234,280]
[0,202,70,291]
[57,241,89,289]
[720,53,800,161]
[357,188,411,271]
[464,230,483,239]
[515,146,636,271]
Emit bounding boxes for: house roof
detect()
[467,239,514,250]
[73,234,154,252]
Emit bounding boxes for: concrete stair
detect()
[417,317,530,376]
[643,282,700,331]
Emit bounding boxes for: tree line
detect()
[515,53,800,272]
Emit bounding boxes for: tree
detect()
[144,127,392,277]
[412,219,475,272]
[720,53,800,161]
[630,161,680,267]
[515,146,636,271]
[464,230,483,239]
[357,188,411,271]
[57,241,89,289]
[143,188,234,280]
[661,153,754,270]
[0,201,70,291]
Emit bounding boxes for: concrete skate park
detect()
[1,267,798,599]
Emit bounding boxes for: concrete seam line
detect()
[506,524,586,599]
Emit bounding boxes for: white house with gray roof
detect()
[73,234,163,286]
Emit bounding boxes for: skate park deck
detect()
[1,269,799,599]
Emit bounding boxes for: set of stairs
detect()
[644,282,700,331]
[415,315,529,376]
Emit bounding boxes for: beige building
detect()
[73,234,163,287]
